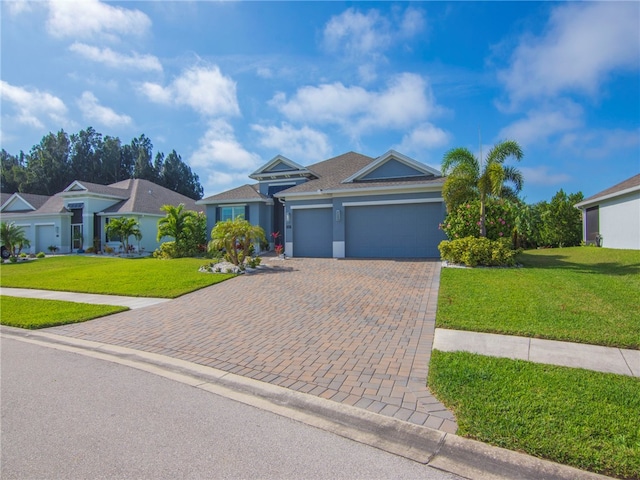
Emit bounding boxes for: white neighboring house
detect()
[0,179,203,254]
[574,174,640,250]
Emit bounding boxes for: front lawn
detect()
[429,350,640,480]
[436,247,640,349]
[0,256,235,298]
[0,296,128,329]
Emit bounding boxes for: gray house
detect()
[1,178,203,254]
[198,150,446,258]
[574,173,640,250]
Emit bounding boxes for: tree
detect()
[105,217,141,254]
[539,190,584,247]
[157,150,203,200]
[24,130,71,195]
[441,140,524,237]
[209,218,266,266]
[1,221,30,256]
[157,204,205,257]
[1,149,26,193]
[70,127,102,182]
[131,134,155,181]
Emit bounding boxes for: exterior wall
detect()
[102,214,163,253]
[258,179,305,197]
[62,196,122,250]
[597,192,640,249]
[203,202,272,252]
[2,214,71,253]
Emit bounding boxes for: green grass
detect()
[436,247,640,348]
[0,256,236,298]
[429,350,640,479]
[1,296,128,329]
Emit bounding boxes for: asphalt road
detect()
[1,337,462,480]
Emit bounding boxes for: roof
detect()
[575,173,640,208]
[1,179,203,217]
[1,192,51,212]
[100,179,204,215]
[198,184,269,204]
[275,151,444,196]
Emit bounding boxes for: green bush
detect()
[153,241,179,259]
[9,256,18,263]
[440,198,518,242]
[19,252,27,258]
[439,237,520,267]
[36,252,46,258]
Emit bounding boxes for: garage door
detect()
[345,203,444,258]
[292,208,333,257]
[36,225,56,253]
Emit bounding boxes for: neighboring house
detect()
[0,178,203,254]
[198,150,446,258]
[574,173,640,250]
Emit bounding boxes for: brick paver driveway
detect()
[49,258,457,432]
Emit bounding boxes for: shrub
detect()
[439,237,520,267]
[85,246,96,253]
[153,241,179,259]
[440,198,518,242]
[246,256,262,268]
[19,252,27,258]
[9,256,17,263]
[36,252,46,258]
[104,245,114,254]
[47,245,59,253]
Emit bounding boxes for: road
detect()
[1,337,462,480]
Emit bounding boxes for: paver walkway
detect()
[39,258,458,432]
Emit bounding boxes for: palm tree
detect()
[1,221,30,256]
[209,217,266,266]
[156,204,197,244]
[441,140,524,237]
[105,217,141,254]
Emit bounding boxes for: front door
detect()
[72,224,83,250]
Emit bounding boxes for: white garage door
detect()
[36,225,56,253]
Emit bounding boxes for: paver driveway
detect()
[49,257,457,432]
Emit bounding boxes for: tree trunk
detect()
[480,200,487,237]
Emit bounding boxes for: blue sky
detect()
[1,1,638,202]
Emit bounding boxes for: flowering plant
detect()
[440,198,517,242]
[275,243,284,255]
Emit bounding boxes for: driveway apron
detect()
[48,258,457,432]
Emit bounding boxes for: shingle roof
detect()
[276,151,444,195]
[199,184,269,203]
[579,174,640,205]
[64,180,130,198]
[101,179,204,215]
[1,192,51,211]
[1,194,68,216]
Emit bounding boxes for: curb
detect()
[1,326,612,480]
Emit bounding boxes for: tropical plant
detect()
[441,140,524,237]
[156,204,206,258]
[1,221,30,256]
[440,198,518,242]
[209,217,266,266]
[104,217,141,254]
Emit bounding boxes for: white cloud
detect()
[139,65,239,117]
[190,120,261,171]
[252,123,331,163]
[272,73,439,138]
[69,43,162,72]
[396,123,451,154]
[47,0,152,40]
[498,101,584,147]
[0,80,67,128]
[520,166,571,186]
[559,128,640,159]
[499,2,640,104]
[323,6,425,58]
[77,91,132,127]
[5,0,33,15]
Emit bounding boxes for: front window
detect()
[221,206,245,221]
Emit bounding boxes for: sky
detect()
[1,1,639,203]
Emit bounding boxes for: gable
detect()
[2,195,36,212]
[360,158,426,181]
[249,155,317,181]
[342,150,441,184]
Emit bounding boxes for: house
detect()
[574,173,640,250]
[198,150,446,258]
[0,178,203,254]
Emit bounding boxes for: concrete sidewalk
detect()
[0,287,170,310]
[433,328,640,377]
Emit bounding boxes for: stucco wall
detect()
[598,192,640,250]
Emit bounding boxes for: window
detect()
[221,206,245,221]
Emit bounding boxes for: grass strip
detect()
[428,350,640,480]
[1,296,128,329]
[0,256,236,298]
[436,247,640,349]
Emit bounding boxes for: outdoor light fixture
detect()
[336,209,341,222]
[286,212,291,223]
